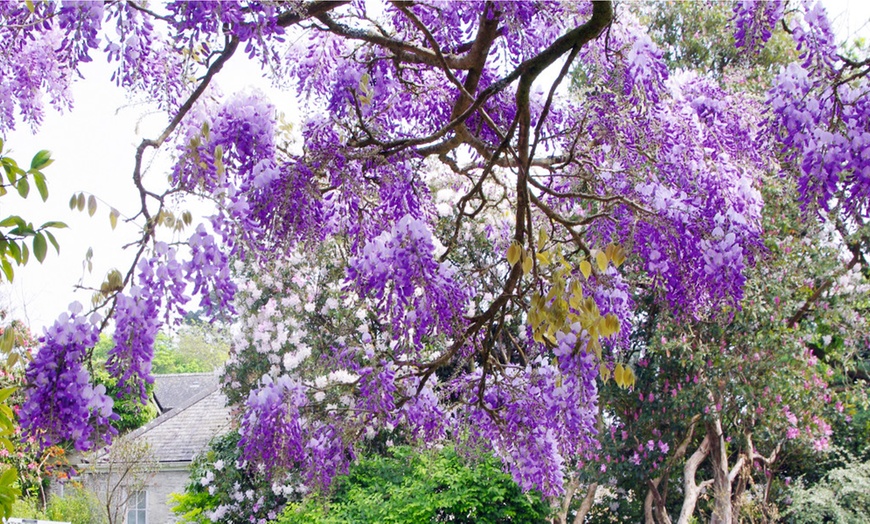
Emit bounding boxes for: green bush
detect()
[278,445,550,524]
[46,486,106,524]
[785,457,870,524]
[9,495,46,519]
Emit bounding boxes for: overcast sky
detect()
[1,1,868,333]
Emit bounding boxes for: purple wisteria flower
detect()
[20,304,117,451]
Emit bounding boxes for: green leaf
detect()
[30,149,53,170]
[0,216,24,228]
[45,230,60,254]
[0,260,13,282]
[6,241,19,265]
[20,242,29,265]
[0,466,16,487]
[88,194,97,216]
[0,330,13,354]
[33,232,47,263]
[69,193,78,210]
[40,220,68,229]
[109,208,119,230]
[16,177,29,198]
[77,192,85,212]
[33,171,48,201]
[0,387,15,404]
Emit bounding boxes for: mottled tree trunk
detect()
[676,434,712,524]
[551,478,597,524]
[708,418,733,524]
[573,483,598,524]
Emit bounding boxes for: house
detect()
[78,374,231,524]
[152,373,221,414]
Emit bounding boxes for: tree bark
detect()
[552,476,579,524]
[676,434,712,524]
[645,414,701,524]
[708,418,733,524]
[573,482,598,524]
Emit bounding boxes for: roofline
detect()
[126,383,225,442]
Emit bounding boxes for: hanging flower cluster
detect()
[19,304,117,451]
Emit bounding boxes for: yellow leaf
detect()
[588,336,602,361]
[536,250,551,266]
[109,208,119,230]
[624,366,635,388]
[507,243,521,266]
[522,254,533,276]
[601,314,620,337]
[614,363,625,388]
[595,250,608,272]
[537,228,549,251]
[599,363,611,383]
[610,244,627,268]
[569,294,582,311]
[579,260,592,280]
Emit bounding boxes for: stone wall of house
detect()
[146,468,190,523]
[79,467,191,524]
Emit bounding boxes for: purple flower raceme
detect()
[768,61,870,220]
[20,304,118,451]
[456,327,599,496]
[105,287,160,407]
[347,214,469,345]
[238,375,353,489]
[185,224,238,318]
[732,0,785,53]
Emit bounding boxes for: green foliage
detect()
[11,487,105,524]
[91,368,157,434]
[785,455,870,524]
[153,320,230,374]
[45,485,106,524]
[0,142,66,517]
[278,445,550,524]
[92,321,229,376]
[0,141,66,282]
[641,0,796,85]
[10,494,45,519]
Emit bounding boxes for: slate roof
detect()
[122,384,232,464]
[152,373,221,413]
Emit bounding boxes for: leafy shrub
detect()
[278,445,550,524]
[785,457,870,524]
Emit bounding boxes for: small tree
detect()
[83,438,157,524]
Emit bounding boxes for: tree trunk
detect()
[552,476,579,524]
[676,434,712,524]
[573,483,598,524]
[708,418,733,524]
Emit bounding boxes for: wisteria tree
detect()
[2,0,868,512]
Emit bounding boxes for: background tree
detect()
[83,438,157,524]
